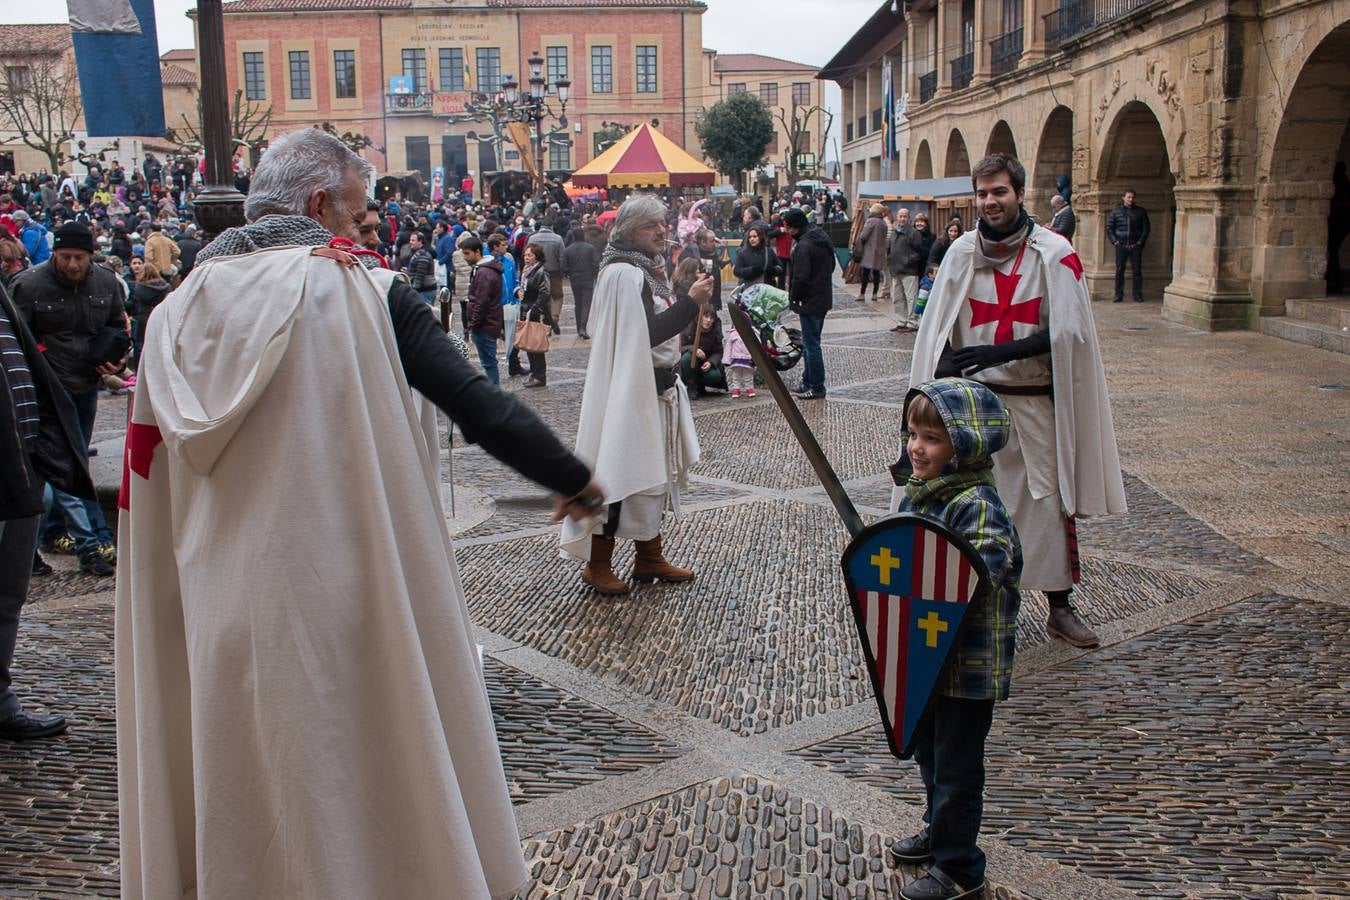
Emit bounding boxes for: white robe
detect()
[116,246,528,900]
[560,263,699,560]
[895,227,1127,589]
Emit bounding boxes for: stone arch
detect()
[1252,20,1350,309]
[985,120,1017,159]
[1030,105,1073,219]
[1096,100,1176,302]
[914,140,934,179]
[943,129,970,178]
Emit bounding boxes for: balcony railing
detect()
[950,52,974,90]
[919,70,938,103]
[1044,0,1156,52]
[990,28,1024,76]
[385,90,435,114]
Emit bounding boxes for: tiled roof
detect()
[0,24,71,55]
[713,53,818,74]
[160,48,196,62]
[222,0,409,12]
[161,63,198,87]
[490,0,704,6]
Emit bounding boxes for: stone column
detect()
[1248,178,1332,315]
[1162,183,1259,330]
[936,0,952,94]
[1075,188,1115,301]
[1022,0,1047,64]
[973,0,992,83]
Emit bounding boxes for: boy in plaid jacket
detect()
[888,377,1023,900]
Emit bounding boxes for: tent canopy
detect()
[571,123,716,189]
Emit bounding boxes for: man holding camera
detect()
[679,228,725,311]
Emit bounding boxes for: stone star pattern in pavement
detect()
[4,290,1347,898]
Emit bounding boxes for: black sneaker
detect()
[97,543,117,564]
[42,534,76,555]
[900,868,985,900]
[78,550,114,577]
[31,552,53,577]
[0,711,68,741]
[888,830,934,865]
[793,388,826,400]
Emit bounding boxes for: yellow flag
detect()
[506,122,537,178]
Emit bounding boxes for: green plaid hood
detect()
[902,378,1011,506]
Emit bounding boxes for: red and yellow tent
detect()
[570,123,716,190]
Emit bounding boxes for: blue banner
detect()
[70,0,165,137]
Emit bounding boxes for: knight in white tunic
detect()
[897,154,1126,648]
[560,194,715,595]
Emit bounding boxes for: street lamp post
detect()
[445,50,570,205]
[191,0,246,239]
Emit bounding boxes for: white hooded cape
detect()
[895,227,1127,519]
[559,263,698,560]
[115,246,528,900]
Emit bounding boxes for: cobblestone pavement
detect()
[5,285,1348,897]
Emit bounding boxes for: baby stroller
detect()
[730,282,803,371]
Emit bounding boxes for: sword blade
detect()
[728,302,866,538]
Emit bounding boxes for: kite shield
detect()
[841,513,991,759]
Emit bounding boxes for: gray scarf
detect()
[599,238,672,303]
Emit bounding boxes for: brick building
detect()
[212,0,707,188]
[700,51,823,192]
[822,0,1350,340]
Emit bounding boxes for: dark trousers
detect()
[859,267,882,293]
[43,388,111,545]
[775,256,791,289]
[799,312,826,393]
[1114,244,1144,300]
[526,351,546,383]
[912,695,996,887]
[0,514,41,720]
[572,279,594,334]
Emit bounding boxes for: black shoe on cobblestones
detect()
[0,710,69,741]
[900,867,984,900]
[78,550,114,578]
[32,551,53,577]
[888,830,934,865]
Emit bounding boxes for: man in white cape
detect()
[894,153,1126,648]
[116,128,602,899]
[559,194,714,595]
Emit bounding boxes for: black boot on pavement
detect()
[888,830,934,865]
[32,551,53,576]
[900,867,985,900]
[0,711,69,741]
[78,549,114,577]
[1046,604,1100,648]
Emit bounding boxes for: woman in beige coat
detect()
[854,202,890,301]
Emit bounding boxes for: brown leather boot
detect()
[582,535,629,595]
[632,536,695,583]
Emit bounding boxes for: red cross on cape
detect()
[968,268,1043,344]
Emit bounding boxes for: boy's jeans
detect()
[798,312,826,393]
[471,331,500,385]
[911,694,995,887]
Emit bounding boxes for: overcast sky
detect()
[5,0,880,165]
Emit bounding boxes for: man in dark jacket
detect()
[563,226,601,339]
[1106,189,1150,302]
[530,222,566,326]
[176,224,203,279]
[1,281,98,740]
[404,230,438,304]
[887,207,926,331]
[11,223,126,568]
[462,235,504,385]
[783,208,834,399]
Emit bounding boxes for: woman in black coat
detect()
[732,222,780,286]
[511,242,555,387]
[928,217,964,270]
[128,259,172,371]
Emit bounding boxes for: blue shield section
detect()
[841,513,990,759]
[71,0,165,137]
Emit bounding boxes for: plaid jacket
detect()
[896,378,1023,701]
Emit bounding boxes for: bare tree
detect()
[320,121,380,157]
[165,89,273,167]
[0,54,82,173]
[772,101,830,190]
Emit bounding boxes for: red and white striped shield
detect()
[841,513,989,759]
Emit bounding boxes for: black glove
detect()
[950,331,1051,374]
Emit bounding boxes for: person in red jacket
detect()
[770,211,794,288]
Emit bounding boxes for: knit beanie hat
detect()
[53,222,95,253]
